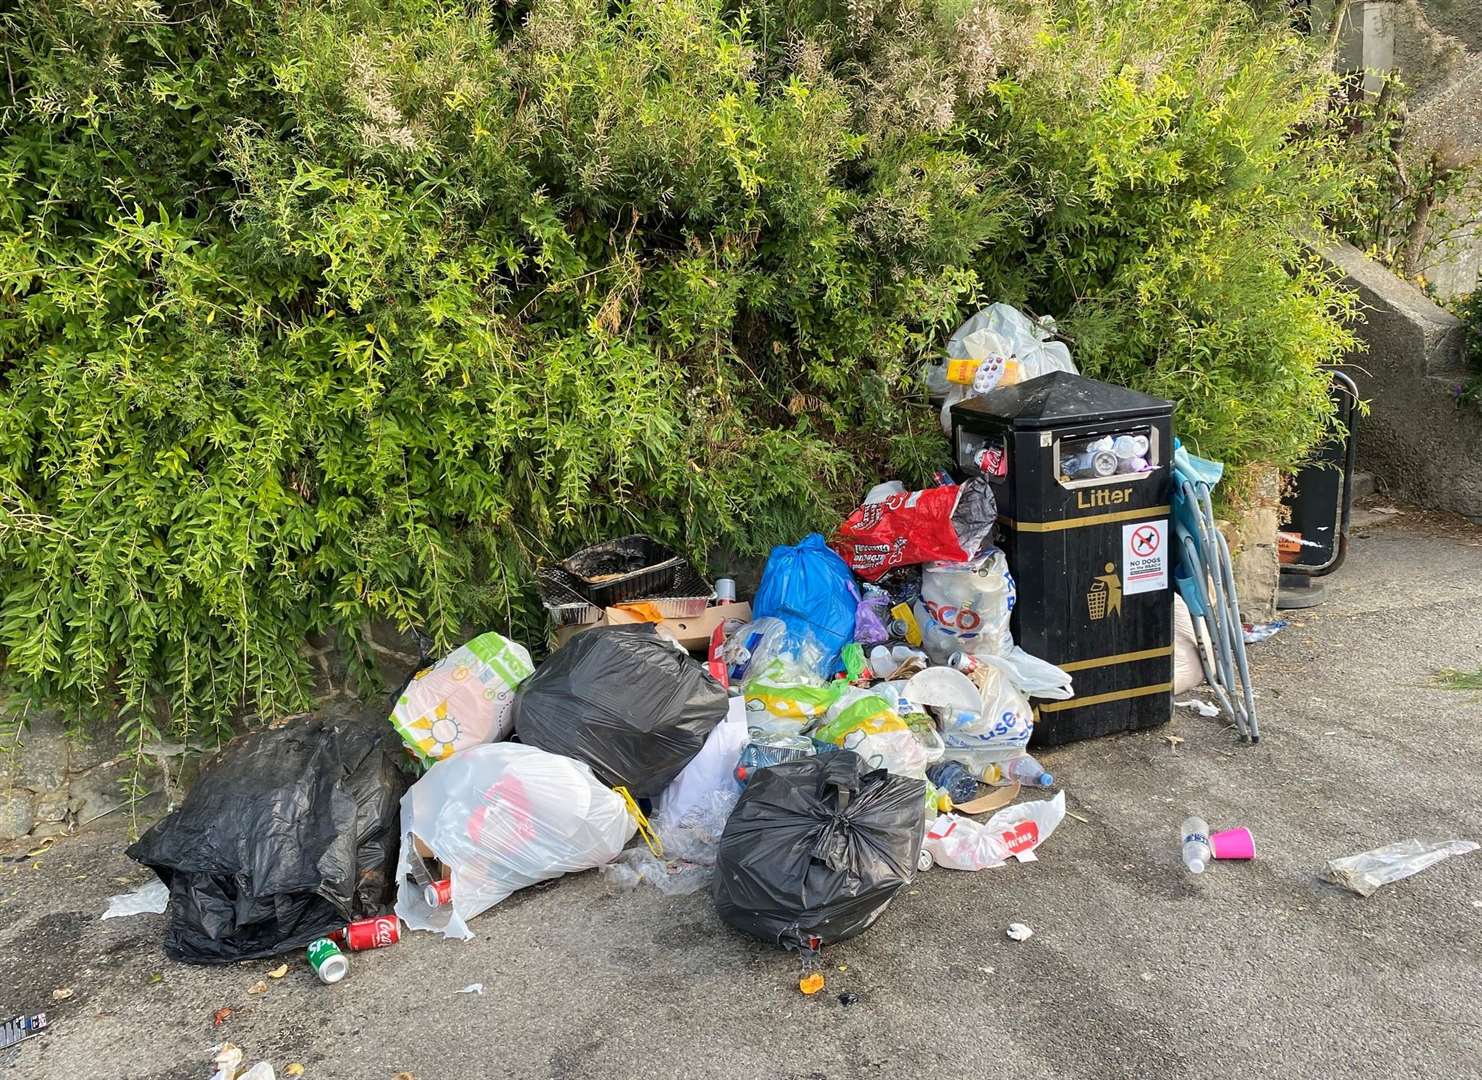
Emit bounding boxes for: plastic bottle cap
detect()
[1188,859,1206,874]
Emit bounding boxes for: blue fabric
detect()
[752,533,860,675]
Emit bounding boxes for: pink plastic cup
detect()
[1210,826,1255,860]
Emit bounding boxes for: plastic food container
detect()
[561,535,685,607]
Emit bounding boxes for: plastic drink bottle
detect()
[927,760,981,803]
[1182,816,1212,874]
[734,734,813,785]
[982,753,1053,788]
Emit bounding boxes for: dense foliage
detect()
[0,0,1357,742]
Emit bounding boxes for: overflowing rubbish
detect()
[102,879,170,919]
[1324,838,1479,897]
[1175,698,1220,718]
[306,937,349,984]
[329,915,400,951]
[1181,817,1213,873]
[513,624,727,797]
[394,743,635,939]
[914,548,1015,663]
[126,715,409,964]
[713,752,925,948]
[1211,827,1255,860]
[924,792,1066,871]
[390,632,534,768]
[752,533,861,674]
[832,478,997,582]
[929,303,1078,435]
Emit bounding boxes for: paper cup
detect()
[1211,827,1255,860]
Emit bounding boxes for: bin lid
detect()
[951,371,1173,430]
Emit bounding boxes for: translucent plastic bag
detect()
[930,304,1077,432]
[980,648,1074,702]
[915,549,1017,664]
[924,792,1066,871]
[394,743,635,940]
[1323,838,1478,897]
[390,632,534,767]
[742,650,844,736]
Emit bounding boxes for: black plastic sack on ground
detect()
[712,751,925,948]
[126,711,409,964]
[512,624,727,798]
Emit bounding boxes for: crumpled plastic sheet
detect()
[603,790,740,896]
[102,880,170,920]
[1323,838,1478,897]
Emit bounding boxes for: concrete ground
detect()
[2,503,1480,1080]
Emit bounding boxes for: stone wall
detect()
[0,711,144,843]
[1322,241,1482,522]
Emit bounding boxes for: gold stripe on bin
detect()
[1037,682,1174,713]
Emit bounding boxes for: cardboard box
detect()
[554,601,751,652]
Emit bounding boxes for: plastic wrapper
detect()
[915,548,1016,663]
[924,792,1066,871]
[513,624,727,798]
[126,714,409,964]
[604,788,742,896]
[929,303,1078,434]
[854,586,892,648]
[742,650,844,736]
[394,743,635,939]
[655,698,748,824]
[1323,838,1478,897]
[832,479,997,582]
[982,647,1074,702]
[719,617,787,684]
[713,752,925,948]
[752,533,860,676]
[390,631,534,767]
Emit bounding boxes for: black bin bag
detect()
[713,751,925,948]
[513,623,727,798]
[126,712,409,964]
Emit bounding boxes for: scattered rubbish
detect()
[833,478,997,583]
[267,964,289,979]
[924,792,1067,871]
[389,632,534,767]
[914,547,1014,663]
[1006,922,1033,942]
[126,714,409,964]
[1163,734,1185,750]
[330,915,400,952]
[209,1043,243,1080]
[1211,827,1256,860]
[799,973,826,996]
[513,623,727,797]
[714,752,924,948]
[213,1007,233,1026]
[102,879,170,919]
[50,988,72,1002]
[247,980,269,995]
[752,533,861,674]
[1181,817,1212,874]
[457,984,484,995]
[837,992,859,1006]
[0,1013,47,1052]
[239,1064,277,1080]
[286,1066,306,1077]
[1175,698,1220,718]
[306,938,348,985]
[1323,839,1479,897]
[1243,620,1288,645]
[394,743,634,940]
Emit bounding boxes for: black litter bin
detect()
[950,372,1175,745]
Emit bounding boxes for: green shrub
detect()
[1,0,1356,745]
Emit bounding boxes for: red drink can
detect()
[948,651,980,674]
[333,915,400,951]
[423,878,453,907]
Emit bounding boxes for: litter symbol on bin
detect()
[1087,563,1122,621]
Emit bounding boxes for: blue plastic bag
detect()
[753,534,860,676]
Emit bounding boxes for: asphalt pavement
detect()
[2,503,1480,1080]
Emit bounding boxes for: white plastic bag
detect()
[1323,838,1478,897]
[394,743,635,939]
[930,304,1078,432]
[390,632,534,766]
[924,792,1066,871]
[979,647,1074,702]
[1173,595,1203,694]
[654,697,747,831]
[915,549,1017,664]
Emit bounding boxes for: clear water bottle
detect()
[734,734,813,785]
[988,753,1053,788]
[927,760,981,804]
[1181,816,1212,874]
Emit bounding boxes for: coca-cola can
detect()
[332,915,400,952]
[423,878,453,907]
[948,651,980,674]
